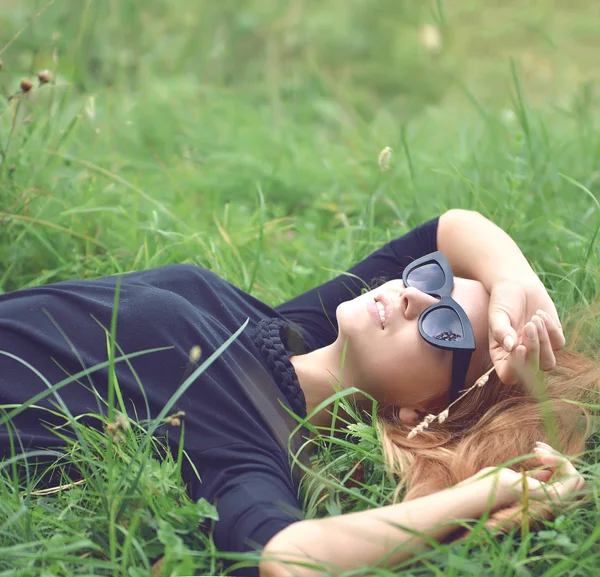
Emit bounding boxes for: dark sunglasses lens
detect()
[406,262,446,291]
[422,307,464,341]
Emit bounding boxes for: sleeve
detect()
[275,216,440,351]
[214,473,302,551]
[197,445,304,577]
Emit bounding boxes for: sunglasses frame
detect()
[402,251,476,402]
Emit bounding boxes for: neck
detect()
[290,339,361,429]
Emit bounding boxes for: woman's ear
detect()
[378,404,420,425]
[398,407,420,425]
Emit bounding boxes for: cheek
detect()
[367,335,421,400]
[381,340,451,406]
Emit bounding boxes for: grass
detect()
[0,0,599,575]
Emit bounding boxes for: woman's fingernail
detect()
[503,335,515,351]
[526,323,537,339]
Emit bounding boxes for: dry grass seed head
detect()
[38,70,52,84]
[20,78,34,93]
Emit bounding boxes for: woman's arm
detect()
[437,209,565,380]
[259,474,508,577]
[437,209,537,291]
[260,447,585,577]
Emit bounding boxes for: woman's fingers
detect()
[536,309,566,351]
[531,314,556,371]
[527,469,553,483]
[532,444,586,502]
[494,312,561,386]
[510,321,540,388]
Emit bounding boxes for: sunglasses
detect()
[402,251,475,402]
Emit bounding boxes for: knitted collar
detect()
[251,317,307,419]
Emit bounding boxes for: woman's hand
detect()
[488,278,565,385]
[464,443,586,512]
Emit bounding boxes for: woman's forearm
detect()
[260,477,508,577]
[437,209,539,292]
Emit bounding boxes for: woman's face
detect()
[335,277,490,416]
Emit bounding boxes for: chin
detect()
[336,300,367,340]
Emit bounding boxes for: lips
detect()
[367,299,383,328]
[367,292,393,329]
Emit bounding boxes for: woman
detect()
[0,209,595,577]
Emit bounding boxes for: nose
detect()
[401,287,440,321]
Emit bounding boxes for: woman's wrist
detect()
[463,470,520,514]
[488,475,522,512]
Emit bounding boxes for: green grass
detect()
[0,0,599,575]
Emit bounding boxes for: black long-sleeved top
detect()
[0,217,439,575]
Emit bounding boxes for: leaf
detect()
[167,499,218,533]
[325,499,342,517]
[156,520,195,576]
[554,515,568,530]
[446,554,482,575]
[195,498,219,521]
[554,533,577,552]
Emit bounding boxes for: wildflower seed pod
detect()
[170,417,182,427]
[106,422,117,433]
[38,70,52,84]
[20,78,34,93]
[437,409,449,424]
[189,345,201,362]
[476,374,489,387]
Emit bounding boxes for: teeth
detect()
[376,301,385,326]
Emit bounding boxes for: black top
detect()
[0,217,439,575]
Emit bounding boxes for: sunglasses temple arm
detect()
[449,350,473,402]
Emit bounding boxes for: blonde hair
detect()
[378,345,599,532]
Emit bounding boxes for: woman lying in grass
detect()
[0,209,597,577]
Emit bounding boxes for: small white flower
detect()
[437,409,449,424]
[424,414,436,424]
[501,109,517,124]
[189,345,202,362]
[420,25,442,54]
[378,146,392,172]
